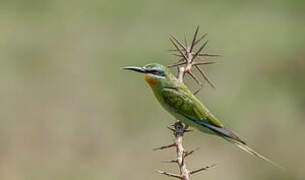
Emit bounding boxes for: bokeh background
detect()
[1,0,305,179]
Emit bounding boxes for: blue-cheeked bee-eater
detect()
[122,63,283,170]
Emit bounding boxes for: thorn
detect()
[169,37,188,61]
[193,33,207,47]
[198,53,220,57]
[193,61,216,66]
[182,124,192,133]
[190,164,216,175]
[187,71,201,85]
[193,87,202,95]
[170,35,187,51]
[168,49,186,52]
[183,124,192,132]
[184,147,200,157]
[194,65,216,89]
[167,61,186,68]
[184,32,188,50]
[193,40,209,61]
[161,159,178,163]
[153,143,176,151]
[187,71,203,95]
[156,170,182,179]
[171,53,183,57]
[167,126,176,132]
[177,58,185,63]
[190,26,200,53]
[184,129,193,133]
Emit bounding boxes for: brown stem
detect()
[173,122,191,180]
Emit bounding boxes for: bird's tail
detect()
[192,119,284,170]
[223,136,285,171]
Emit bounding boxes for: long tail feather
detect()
[189,117,285,170]
[223,137,285,171]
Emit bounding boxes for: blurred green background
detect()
[1,0,305,179]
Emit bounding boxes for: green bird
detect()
[122,63,282,169]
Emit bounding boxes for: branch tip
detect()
[184,147,200,157]
[193,40,209,61]
[167,126,176,132]
[170,35,187,51]
[193,61,216,66]
[169,37,188,61]
[190,26,200,53]
[153,143,176,151]
[157,170,182,179]
[198,53,220,57]
[184,32,188,49]
[195,65,216,89]
[190,164,216,175]
[161,159,178,163]
[167,61,186,68]
[193,33,207,47]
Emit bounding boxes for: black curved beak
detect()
[121,66,146,73]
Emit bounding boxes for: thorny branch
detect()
[168,26,219,93]
[155,26,217,180]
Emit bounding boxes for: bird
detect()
[122,63,283,170]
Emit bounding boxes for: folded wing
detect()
[161,87,245,144]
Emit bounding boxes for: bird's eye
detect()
[148,69,165,76]
[151,70,159,75]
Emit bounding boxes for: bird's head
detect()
[122,63,176,89]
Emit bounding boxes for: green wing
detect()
[161,87,246,144]
[161,87,224,128]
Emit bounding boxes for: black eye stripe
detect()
[147,69,165,76]
[147,69,158,73]
[152,70,159,74]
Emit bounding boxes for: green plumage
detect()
[122,63,283,170]
[151,68,245,144]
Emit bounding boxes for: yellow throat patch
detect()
[142,74,159,89]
